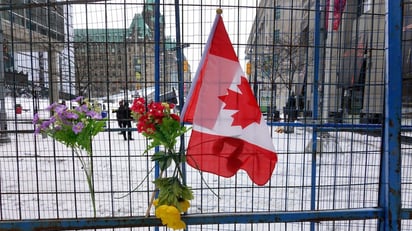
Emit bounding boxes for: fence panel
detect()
[0,0,410,230]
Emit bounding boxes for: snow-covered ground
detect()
[1,97,412,230]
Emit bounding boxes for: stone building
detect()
[246,0,305,117]
[0,0,66,102]
[73,1,191,99]
[246,0,412,123]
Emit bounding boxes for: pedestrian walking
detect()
[118,101,134,140]
[114,100,124,134]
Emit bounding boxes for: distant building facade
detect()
[246,0,305,115]
[73,1,191,98]
[247,0,412,123]
[1,0,68,101]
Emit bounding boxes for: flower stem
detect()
[74,148,96,217]
[175,163,185,180]
[145,170,164,217]
[84,166,96,218]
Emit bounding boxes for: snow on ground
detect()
[1,97,412,230]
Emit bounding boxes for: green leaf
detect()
[181,185,194,200]
[171,151,186,165]
[151,151,172,171]
[153,176,193,210]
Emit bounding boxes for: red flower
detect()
[137,113,157,135]
[131,98,146,116]
[132,97,185,138]
[170,114,180,121]
[148,102,165,118]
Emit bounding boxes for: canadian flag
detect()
[326,0,347,31]
[333,0,346,30]
[181,11,277,186]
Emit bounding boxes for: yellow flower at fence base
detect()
[153,199,159,207]
[155,204,186,230]
[179,199,190,213]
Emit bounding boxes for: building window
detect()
[275,6,281,20]
[274,29,280,43]
[363,0,371,13]
[358,0,371,16]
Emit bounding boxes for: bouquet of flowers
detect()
[33,96,106,217]
[131,97,193,230]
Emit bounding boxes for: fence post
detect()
[310,0,326,230]
[379,0,402,230]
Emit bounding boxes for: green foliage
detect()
[151,151,173,171]
[51,116,105,155]
[154,177,194,211]
[144,117,190,153]
[131,98,194,217]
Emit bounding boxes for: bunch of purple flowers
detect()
[33,96,106,217]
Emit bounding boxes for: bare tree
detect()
[265,34,306,94]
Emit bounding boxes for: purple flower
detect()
[54,104,67,114]
[86,110,102,119]
[62,111,79,120]
[32,113,40,124]
[45,102,59,111]
[40,120,52,130]
[49,116,56,123]
[72,96,84,103]
[34,116,54,135]
[34,125,42,134]
[72,122,84,134]
[75,104,88,113]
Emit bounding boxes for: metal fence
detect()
[0,0,411,230]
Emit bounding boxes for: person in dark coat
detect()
[118,102,134,140]
[115,100,125,134]
[286,92,296,109]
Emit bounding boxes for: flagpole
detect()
[174,0,184,111]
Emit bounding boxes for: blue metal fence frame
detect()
[378,0,403,230]
[0,0,410,230]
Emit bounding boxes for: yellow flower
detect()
[168,219,186,230]
[155,205,186,230]
[155,205,168,220]
[159,205,180,223]
[179,200,190,212]
[162,102,170,109]
[153,199,159,206]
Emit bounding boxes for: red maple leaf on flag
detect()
[218,77,262,128]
